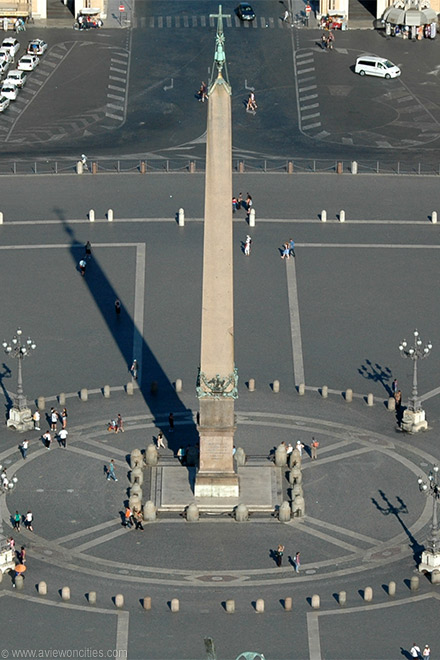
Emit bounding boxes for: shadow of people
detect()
[399,648,412,659]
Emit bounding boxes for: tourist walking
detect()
[410,643,421,658]
[423,644,431,659]
[107,459,118,481]
[43,431,52,450]
[25,510,33,532]
[296,440,305,456]
[238,192,243,209]
[124,506,133,528]
[33,410,40,431]
[157,432,166,449]
[79,259,87,276]
[169,412,174,432]
[294,551,301,573]
[275,544,284,567]
[58,428,68,448]
[392,378,398,394]
[232,196,238,213]
[117,413,124,433]
[115,299,121,316]
[50,408,58,432]
[130,359,138,380]
[311,437,319,460]
[244,235,252,256]
[246,92,257,112]
[85,241,92,258]
[20,546,26,564]
[61,408,68,429]
[20,439,29,459]
[289,238,296,257]
[281,243,290,260]
[133,509,144,531]
[13,511,21,532]
[198,81,208,102]
[394,389,402,409]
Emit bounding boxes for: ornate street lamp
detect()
[398,329,432,432]
[2,327,36,431]
[418,465,440,576]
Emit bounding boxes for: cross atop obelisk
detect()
[208,5,231,85]
[194,5,239,498]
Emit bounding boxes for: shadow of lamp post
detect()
[2,327,36,432]
[0,464,18,574]
[398,329,432,433]
[418,464,440,578]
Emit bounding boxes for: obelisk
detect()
[195,6,239,498]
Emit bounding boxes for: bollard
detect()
[431,570,440,584]
[275,444,287,467]
[226,599,235,613]
[189,161,196,174]
[339,210,345,223]
[367,393,374,406]
[432,211,437,224]
[364,587,373,602]
[292,483,303,498]
[351,160,358,174]
[336,161,343,174]
[292,494,305,517]
[130,483,142,499]
[59,393,66,406]
[145,444,159,467]
[89,209,95,222]
[61,586,70,601]
[130,467,144,486]
[311,594,320,609]
[234,447,246,467]
[175,378,182,392]
[289,466,301,485]
[115,594,124,608]
[249,208,255,227]
[108,209,114,222]
[298,383,305,396]
[76,161,83,174]
[126,382,134,395]
[388,581,396,596]
[143,596,152,610]
[278,501,291,522]
[287,161,293,174]
[103,385,110,398]
[88,591,97,605]
[248,378,255,392]
[129,494,141,511]
[321,210,327,222]
[273,379,280,393]
[235,503,249,522]
[15,575,24,591]
[339,591,346,606]
[410,575,419,591]
[170,598,179,612]
[130,449,143,469]
[143,500,157,522]
[80,388,88,402]
[239,161,244,173]
[92,162,98,174]
[284,597,293,611]
[38,581,47,595]
[255,598,264,613]
[387,396,396,411]
[289,448,301,468]
[186,503,199,522]
[178,208,185,227]
[345,388,353,402]
[38,396,45,411]
[0,212,3,225]
[140,160,146,174]
[321,385,328,399]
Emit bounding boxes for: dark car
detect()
[237,2,255,20]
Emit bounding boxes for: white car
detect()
[0,47,13,64]
[0,59,10,75]
[2,37,20,57]
[4,69,26,88]
[17,55,39,71]
[0,95,10,112]
[1,82,18,100]
[27,39,47,55]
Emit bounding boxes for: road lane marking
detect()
[286,257,305,388]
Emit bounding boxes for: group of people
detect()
[232,192,253,218]
[13,510,33,532]
[79,241,92,277]
[124,504,144,530]
[107,413,125,433]
[321,29,335,49]
[410,643,431,659]
[197,81,208,102]
[275,545,301,571]
[281,238,296,259]
[39,407,69,449]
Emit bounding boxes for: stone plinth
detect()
[194,473,239,498]
[6,406,33,432]
[0,546,15,574]
[401,408,428,433]
[419,549,440,573]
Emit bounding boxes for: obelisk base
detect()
[194,473,239,498]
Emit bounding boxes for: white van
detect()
[355,55,401,79]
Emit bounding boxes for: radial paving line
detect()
[307,612,322,660]
[54,518,121,545]
[286,256,305,387]
[133,243,146,386]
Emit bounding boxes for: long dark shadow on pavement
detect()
[371,489,423,564]
[56,213,198,454]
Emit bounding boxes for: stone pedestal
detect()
[401,408,428,433]
[0,545,15,574]
[6,406,33,432]
[418,549,440,573]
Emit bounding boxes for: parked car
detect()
[355,55,401,79]
[0,59,10,75]
[0,47,13,64]
[4,69,26,88]
[237,2,255,20]
[0,95,10,112]
[27,39,47,55]
[1,82,18,100]
[1,37,20,57]
[17,55,39,71]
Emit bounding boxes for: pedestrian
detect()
[283,8,289,21]
[327,29,334,49]
[1,470,8,490]
[177,447,186,464]
[276,543,284,567]
[244,235,252,256]
[169,412,174,432]
[246,92,257,112]
[25,510,33,532]
[392,378,398,394]
[124,505,133,528]
[423,645,431,659]
[20,439,29,459]
[133,509,144,531]
[8,537,15,552]
[130,359,138,380]
[50,408,58,431]
[117,413,124,433]
[32,410,40,431]
[58,428,68,448]
[79,259,87,276]
[286,443,293,459]
[321,32,328,49]
[294,551,301,573]
[311,437,319,460]
[232,196,238,213]
[281,243,290,260]
[115,299,121,315]
[42,431,52,450]
[198,81,208,102]
[410,643,421,658]
[81,154,88,170]
[20,546,26,564]
[157,432,166,449]
[61,407,68,429]
[85,241,92,258]
[238,192,243,209]
[296,440,304,456]
[13,511,21,531]
[289,238,296,257]
[394,389,402,409]
[107,459,118,481]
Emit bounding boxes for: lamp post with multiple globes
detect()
[2,327,36,431]
[398,329,432,432]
